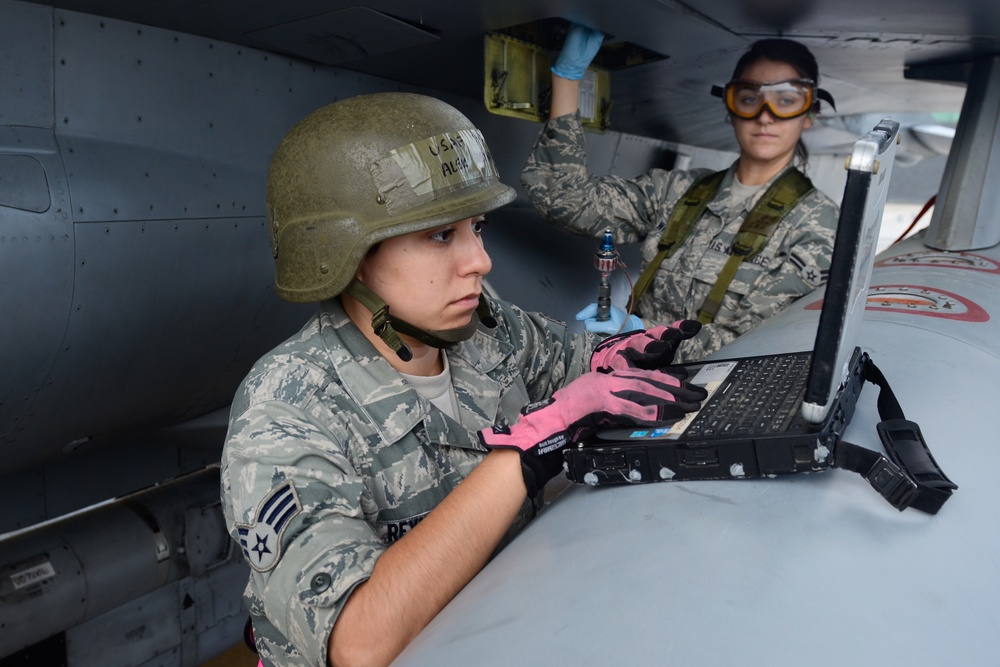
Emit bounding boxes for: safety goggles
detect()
[710,78,836,120]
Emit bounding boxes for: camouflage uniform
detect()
[521,113,840,361]
[220,295,593,667]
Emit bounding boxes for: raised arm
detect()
[548,24,603,118]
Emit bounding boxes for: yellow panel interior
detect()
[484,33,611,132]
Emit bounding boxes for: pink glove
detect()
[590,320,701,373]
[478,368,706,456]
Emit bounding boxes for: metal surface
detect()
[21,0,993,149]
[2,0,999,664]
[394,234,1000,666]
[0,468,245,659]
[925,55,1000,251]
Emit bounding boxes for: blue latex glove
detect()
[551,24,604,80]
[576,303,644,335]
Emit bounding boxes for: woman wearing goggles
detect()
[522,28,841,361]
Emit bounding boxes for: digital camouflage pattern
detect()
[220,296,595,667]
[521,113,840,362]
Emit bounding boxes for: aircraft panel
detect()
[63,560,248,667]
[691,0,1000,42]
[394,235,1000,667]
[0,127,74,447]
[1,4,424,477]
[245,5,441,66]
[0,468,44,534]
[0,423,231,535]
[53,12,285,219]
[926,55,1000,250]
[11,217,273,469]
[22,0,984,149]
[0,466,248,660]
[0,1,52,126]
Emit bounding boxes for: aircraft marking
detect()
[10,562,56,590]
[875,250,1000,273]
[806,284,990,321]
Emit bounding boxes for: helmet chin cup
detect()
[345,279,495,361]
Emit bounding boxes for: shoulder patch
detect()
[236,482,301,572]
[789,251,828,288]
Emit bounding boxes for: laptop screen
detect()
[801,118,900,423]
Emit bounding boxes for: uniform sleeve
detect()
[520,113,684,245]
[221,369,383,667]
[673,189,840,360]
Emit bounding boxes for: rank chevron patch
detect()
[236,482,301,572]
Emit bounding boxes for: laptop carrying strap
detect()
[833,356,957,514]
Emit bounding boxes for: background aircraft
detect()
[1,0,997,665]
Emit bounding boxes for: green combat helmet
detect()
[266,92,516,360]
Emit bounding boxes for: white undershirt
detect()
[731,176,765,211]
[399,351,461,421]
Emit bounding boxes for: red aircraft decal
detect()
[806,284,990,322]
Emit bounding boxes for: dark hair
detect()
[731,38,819,167]
[731,39,820,84]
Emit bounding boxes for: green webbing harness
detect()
[630,168,814,324]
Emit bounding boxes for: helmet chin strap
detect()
[344,279,496,362]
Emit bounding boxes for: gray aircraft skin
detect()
[0,0,997,665]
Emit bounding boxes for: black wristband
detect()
[520,450,566,498]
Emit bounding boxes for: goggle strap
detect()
[816,87,836,111]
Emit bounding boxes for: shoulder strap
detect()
[835,355,957,514]
[630,170,726,308]
[697,169,814,323]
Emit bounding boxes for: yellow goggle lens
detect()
[723,80,815,120]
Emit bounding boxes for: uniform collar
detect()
[318,300,509,448]
[707,161,797,218]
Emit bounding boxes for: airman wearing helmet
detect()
[220,92,704,667]
[266,93,515,360]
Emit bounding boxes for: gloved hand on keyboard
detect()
[479,369,707,495]
[590,320,702,372]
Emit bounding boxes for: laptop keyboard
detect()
[685,353,811,437]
